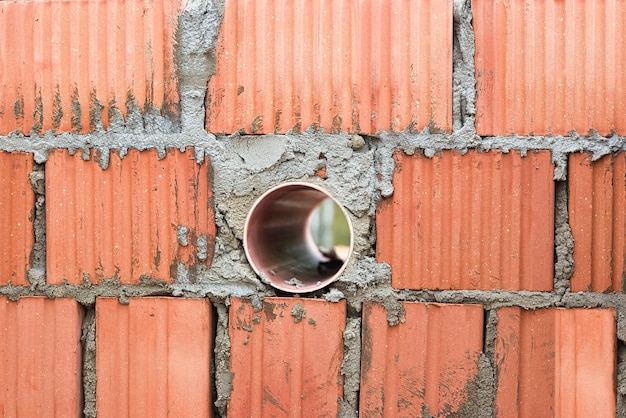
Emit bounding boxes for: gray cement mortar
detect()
[618,343,626,417]
[81,309,97,418]
[339,317,361,418]
[0,0,625,416]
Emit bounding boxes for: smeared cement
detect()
[339,317,361,417]
[0,0,625,417]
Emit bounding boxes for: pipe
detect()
[243,182,353,293]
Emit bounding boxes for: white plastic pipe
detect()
[243,182,353,293]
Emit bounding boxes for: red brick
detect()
[46,148,215,284]
[495,307,616,417]
[206,0,452,134]
[377,150,554,291]
[360,301,483,416]
[96,297,213,417]
[569,152,625,292]
[474,0,626,136]
[0,0,185,135]
[0,151,35,285]
[0,297,83,417]
[229,297,345,416]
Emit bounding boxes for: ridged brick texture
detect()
[229,297,345,416]
[0,297,83,417]
[360,301,483,416]
[0,0,185,135]
[376,150,554,290]
[206,0,452,135]
[474,0,626,136]
[96,297,213,417]
[569,152,625,292]
[46,148,215,284]
[495,307,616,417]
[0,151,34,285]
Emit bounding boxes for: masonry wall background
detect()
[0,0,625,417]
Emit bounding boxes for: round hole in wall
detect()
[243,182,354,293]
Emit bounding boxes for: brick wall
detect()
[0,0,624,417]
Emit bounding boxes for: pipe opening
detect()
[243,183,354,292]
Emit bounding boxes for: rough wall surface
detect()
[0,0,624,417]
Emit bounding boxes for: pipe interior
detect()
[244,183,353,292]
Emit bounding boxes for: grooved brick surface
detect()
[229,297,345,416]
[96,297,213,418]
[0,151,35,285]
[376,150,554,291]
[0,297,83,417]
[495,307,616,417]
[0,0,185,135]
[360,301,484,416]
[46,148,215,284]
[474,0,626,136]
[569,152,625,292]
[206,0,452,134]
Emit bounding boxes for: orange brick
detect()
[0,0,185,135]
[360,301,483,416]
[96,297,213,417]
[0,297,83,417]
[474,0,626,136]
[46,148,215,284]
[229,297,345,416]
[377,150,554,291]
[0,151,35,285]
[569,152,625,292]
[206,0,452,134]
[495,307,616,417]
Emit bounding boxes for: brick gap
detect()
[340,310,362,417]
[80,306,97,418]
[212,302,231,417]
[616,340,626,415]
[452,0,477,132]
[482,307,489,354]
[554,180,574,299]
[27,162,46,287]
[482,308,499,412]
[208,301,220,418]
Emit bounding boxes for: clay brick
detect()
[229,297,345,416]
[0,0,185,135]
[96,297,213,417]
[46,148,215,284]
[206,0,452,134]
[569,152,625,292]
[0,297,83,417]
[0,151,35,285]
[495,307,616,417]
[474,0,626,136]
[377,149,554,291]
[360,301,483,416]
